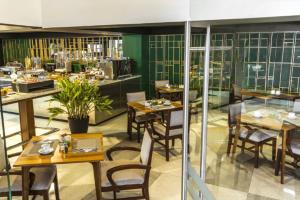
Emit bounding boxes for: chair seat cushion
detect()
[240,129,273,142]
[153,123,183,137]
[0,166,56,194]
[101,160,145,188]
[135,113,161,123]
[291,141,300,156]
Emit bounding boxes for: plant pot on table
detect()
[68,117,89,134]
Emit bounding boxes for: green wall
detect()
[123,34,150,96]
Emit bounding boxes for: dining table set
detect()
[233,105,300,184]
[13,132,104,200]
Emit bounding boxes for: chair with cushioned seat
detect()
[127,91,161,143]
[101,128,154,200]
[151,107,183,161]
[230,84,242,103]
[227,102,277,168]
[155,80,170,99]
[0,138,59,200]
[275,131,300,178]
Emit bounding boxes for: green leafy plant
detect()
[48,77,113,121]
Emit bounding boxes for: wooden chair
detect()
[275,98,300,177]
[101,128,154,200]
[227,101,277,168]
[127,91,161,143]
[275,129,300,178]
[0,138,60,200]
[151,107,183,161]
[155,80,169,99]
[230,84,242,103]
[189,90,202,121]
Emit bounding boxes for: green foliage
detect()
[48,77,113,121]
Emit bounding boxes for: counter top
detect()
[2,88,61,105]
[98,75,141,86]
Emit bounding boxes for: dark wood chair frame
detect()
[150,107,186,161]
[0,153,60,200]
[102,127,154,200]
[275,130,300,177]
[127,106,160,143]
[227,102,277,168]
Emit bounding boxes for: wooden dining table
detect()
[14,133,104,200]
[2,88,60,143]
[232,108,299,184]
[156,86,183,101]
[241,89,300,101]
[127,100,182,114]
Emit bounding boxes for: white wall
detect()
[0,0,42,27]
[41,0,189,28]
[191,0,300,22]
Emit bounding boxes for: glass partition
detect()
[0,92,12,200]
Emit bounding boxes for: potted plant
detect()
[48,77,112,133]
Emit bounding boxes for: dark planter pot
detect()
[68,117,89,134]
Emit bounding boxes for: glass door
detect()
[182,21,215,200]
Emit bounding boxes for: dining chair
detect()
[127,91,161,143]
[155,80,169,98]
[0,138,60,200]
[189,90,202,121]
[101,128,154,200]
[293,98,300,113]
[227,101,277,168]
[275,131,300,178]
[151,107,184,161]
[231,84,242,103]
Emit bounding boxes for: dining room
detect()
[1,19,300,200]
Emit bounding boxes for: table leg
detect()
[281,129,287,184]
[92,162,102,200]
[22,166,30,200]
[19,99,35,145]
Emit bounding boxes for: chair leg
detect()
[137,123,141,143]
[226,135,232,156]
[275,149,282,176]
[172,138,175,147]
[143,187,150,200]
[43,192,50,200]
[113,191,117,200]
[260,144,263,154]
[127,117,132,140]
[166,139,170,161]
[255,144,259,168]
[272,139,276,161]
[241,140,246,153]
[54,174,60,200]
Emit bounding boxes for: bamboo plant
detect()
[48,77,112,120]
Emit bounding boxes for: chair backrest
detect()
[169,108,184,127]
[155,80,169,89]
[293,98,300,113]
[189,90,198,102]
[228,102,245,127]
[232,84,242,98]
[140,128,154,166]
[0,138,7,172]
[126,91,146,103]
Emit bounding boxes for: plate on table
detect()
[287,115,297,120]
[163,102,171,106]
[38,147,54,155]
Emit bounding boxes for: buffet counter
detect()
[2,75,141,125]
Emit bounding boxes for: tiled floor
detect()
[1,99,300,199]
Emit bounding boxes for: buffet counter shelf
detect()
[2,75,142,125]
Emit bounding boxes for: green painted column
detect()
[123,34,151,97]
